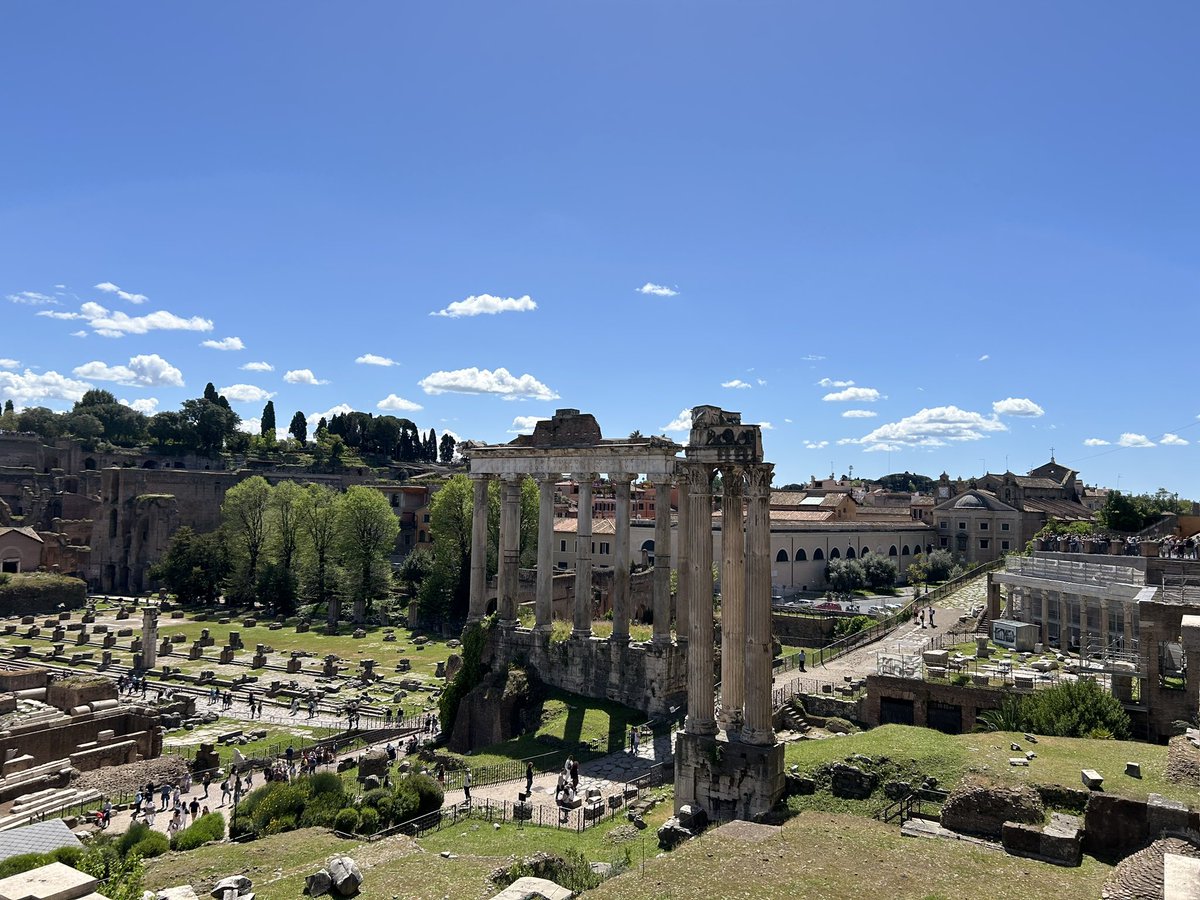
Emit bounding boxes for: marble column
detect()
[611,473,635,642]
[1057,591,1068,649]
[573,474,595,638]
[742,463,775,746]
[1123,601,1133,650]
[675,473,690,645]
[1100,600,1110,652]
[718,467,745,733]
[1039,589,1050,647]
[684,464,716,736]
[1078,596,1087,653]
[467,474,490,624]
[651,478,673,644]
[534,474,557,633]
[498,475,522,628]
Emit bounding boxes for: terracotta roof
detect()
[769,491,808,506]
[1021,499,1094,520]
[0,526,43,543]
[1013,475,1065,490]
[911,497,935,506]
[768,510,836,522]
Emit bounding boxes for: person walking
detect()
[219,777,231,807]
[929,607,936,629]
[159,782,171,811]
[569,757,580,791]
[189,797,200,823]
[201,772,211,799]
[463,769,472,804]
[798,648,807,672]
[525,761,534,795]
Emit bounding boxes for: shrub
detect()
[978,680,1131,740]
[333,807,360,833]
[116,822,153,858]
[392,780,419,822]
[308,771,345,799]
[357,807,380,835]
[170,812,226,851]
[299,790,346,829]
[263,815,298,835]
[0,853,51,879]
[407,773,444,815]
[129,829,169,859]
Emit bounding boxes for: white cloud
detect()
[847,405,1007,451]
[978,354,990,362]
[120,397,159,415]
[7,291,58,306]
[307,403,354,424]
[1118,432,1155,448]
[757,422,774,430]
[823,386,884,403]
[636,283,678,297]
[721,379,752,389]
[1160,433,1189,446]
[201,336,245,351]
[430,294,537,318]
[1083,438,1110,447]
[842,409,877,419]
[662,409,692,433]
[508,415,549,434]
[418,366,558,401]
[37,301,212,338]
[72,353,184,388]
[0,358,18,369]
[818,378,855,388]
[94,281,148,304]
[377,394,423,412]
[783,418,793,424]
[757,378,767,386]
[241,361,274,372]
[356,354,397,367]
[800,354,826,362]
[804,440,829,450]
[0,369,93,406]
[284,369,329,385]
[992,397,1045,418]
[218,383,275,404]
[71,331,87,338]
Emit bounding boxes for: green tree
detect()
[923,549,955,582]
[299,484,342,628]
[150,526,229,604]
[289,410,307,445]
[862,554,899,591]
[981,679,1131,739]
[74,390,147,446]
[180,397,239,454]
[335,485,399,623]
[64,411,104,446]
[438,432,457,464]
[2,399,12,415]
[0,400,16,433]
[221,476,274,602]
[16,406,64,441]
[826,558,866,593]
[147,411,186,449]
[267,480,303,612]
[260,400,277,444]
[396,546,434,599]
[422,475,474,623]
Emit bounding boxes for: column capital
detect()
[745,463,774,498]
[721,467,746,496]
[682,463,713,494]
[536,472,560,485]
[500,472,523,484]
[611,471,638,485]
[469,472,491,481]
[571,472,596,484]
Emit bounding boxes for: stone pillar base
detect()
[683,716,718,737]
[673,731,784,822]
[571,628,592,640]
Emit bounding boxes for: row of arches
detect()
[774,544,934,564]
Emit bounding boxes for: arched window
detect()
[846,547,856,559]
[641,540,655,554]
[902,545,910,556]
[829,548,840,559]
[813,548,824,561]
[795,548,807,562]
[775,549,789,563]
[861,547,870,556]
[889,545,898,556]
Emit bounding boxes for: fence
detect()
[362,761,671,840]
[770,675,852,712]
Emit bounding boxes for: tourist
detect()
[798,649,806,672]
[133,790,143,818]
[929,608,936,629]
[290,697,299,716]
[181,772,191,794]
[189,797,200,823]
[436,763,445,788]
[463,769,471,803]
[569,757,579,790]
[630,726,639,755]
[219,777,231,807]
[525,761,534,794]
[201,772,211,798]
[309,698,317,719]
[159,783,171,811]
[144,798,157,828]
[201,804,211,818]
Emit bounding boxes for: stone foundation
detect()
[493,627,685,718]
[673,731,784,821]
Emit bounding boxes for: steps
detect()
[779,700,810,734]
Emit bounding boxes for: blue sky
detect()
[3,3,1198,496]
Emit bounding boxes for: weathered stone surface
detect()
[357,750,389,780]
[940,777,1044,839]
[1002,813,1083,867]
[829,762,877,800]
[1102,837,1200,900]
[304,869,331,897]
[657,817,694,850]
[447,666,544,753]
[325,856,362,897]
[210,876,251,898]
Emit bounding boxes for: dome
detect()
[953,494,985,509]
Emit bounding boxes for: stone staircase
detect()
[778,699,810,735]
[0,786,103,831]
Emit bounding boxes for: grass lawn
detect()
[450,689,652,771]
[586,811,1112,900]
[783,724,1186,811]
[162,720,335,766]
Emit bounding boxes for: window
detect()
[423,513,431,524]
[1001,523,1010,531]
[979,522,989,530]
[776,549,789,563]
[813,548,824,561]
[795,548,807,561]
[940,537,949,548]
[599,542,610,555]
[1001,541,1010,551]
[958,522,966,530]
[591,542,596,554]
[939,520,948,530]
[846,547,856,559]
[980,539,990,550]
[889,545,898,556]
[560,540,567,552]
[830,548,840,559]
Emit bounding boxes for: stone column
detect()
[534,474,557,633]
[467,475,490,624]
[1100,600,1110,652]
[742,463,775,746]
[1123,600,1133,650]
[611,473,635,642]
[675,473,690,645]
[1039,589,1050,647]
[142,607,158,669]
[1057,591,1068,649]
[684,464,716,736]
[573,474,595,638]
[1078,596,1087,654]
[718,467,745,733]
[652,478,673,644]
[498,475,522,628]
